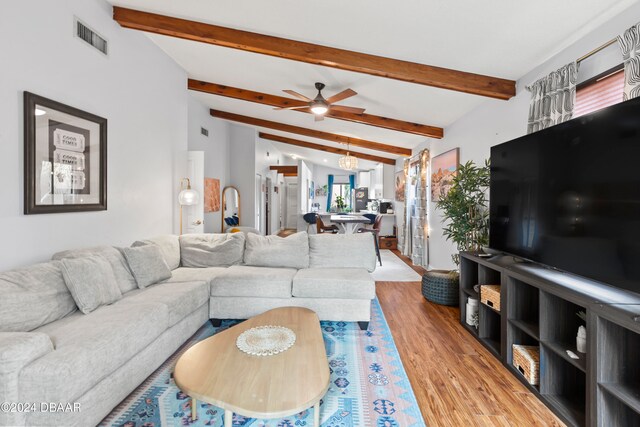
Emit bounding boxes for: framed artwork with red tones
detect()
[204,178,220,213]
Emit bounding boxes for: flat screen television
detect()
[490,96,640,294]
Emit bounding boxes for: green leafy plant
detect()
[335,195,347,210]
[436,159,491,266]
[577,311,587,324]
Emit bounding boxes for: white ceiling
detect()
[109,0,635,169]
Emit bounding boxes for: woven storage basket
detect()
[480,284,501,311]
[422,270,459,306]
[513,345,540,385]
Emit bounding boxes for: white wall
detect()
[187,97,229,233]
[227,124,256,227]
[226,126,286,232]
[425,2,640,270]
[0,0,188,270]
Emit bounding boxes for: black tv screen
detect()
[490,96,640,293]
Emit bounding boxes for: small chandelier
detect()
[338,144,358,170]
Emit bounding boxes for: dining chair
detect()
[316,216,339,234]
[362,213,378,229]
[357,214,382,266]
[302,213,318,233]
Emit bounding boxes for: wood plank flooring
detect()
[377,250,564,426]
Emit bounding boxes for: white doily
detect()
[236,325,296,356]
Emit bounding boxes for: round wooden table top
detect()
[174,307,330,419]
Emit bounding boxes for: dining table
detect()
[330,214,371,234]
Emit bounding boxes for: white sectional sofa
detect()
[0,231,376,426]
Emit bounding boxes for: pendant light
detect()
[178,178,198,234]
[338,143,358,170]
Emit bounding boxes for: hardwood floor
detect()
[378,250,564,426]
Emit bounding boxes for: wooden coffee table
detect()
[174,307,330,426]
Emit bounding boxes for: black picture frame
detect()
[24,92,107,214]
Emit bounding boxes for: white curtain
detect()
[526,62,578,134]
[617,22,640,100]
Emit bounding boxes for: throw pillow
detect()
[131,235,181,270]
[0,261,77,332]
[53,246,138,294]
[180,233,246,267]
[60,255,122,314]
[122,245,172,289]
[244,231,310,269]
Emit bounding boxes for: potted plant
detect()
[334,195,347,212]
[436,159,491,267]
[423,160,490,307]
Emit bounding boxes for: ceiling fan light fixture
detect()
[310,101,329,115]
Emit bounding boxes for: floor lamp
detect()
[178,178,198,235]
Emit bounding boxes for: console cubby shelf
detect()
[591,304,640,426]
[459,252,640,427]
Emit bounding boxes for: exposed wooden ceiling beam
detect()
[190,79,442,138]
[210,110,411,156]
[114,7,515,100]
[260,133,396,166]
[269,165,297,176]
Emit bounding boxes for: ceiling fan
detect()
[276,82,365,121]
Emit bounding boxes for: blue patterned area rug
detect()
[100,299,425,427]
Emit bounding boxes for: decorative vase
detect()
[466,297,479,327]
[576,326,587,353]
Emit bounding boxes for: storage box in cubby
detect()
[481,284,501,311]
[513,344,540,386]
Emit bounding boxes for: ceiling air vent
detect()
[201,127,209,137]
[75,18,108,55]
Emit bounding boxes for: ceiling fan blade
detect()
[273,105,309,111]
[314,115,324,122]
[330,105,366,115]
[283,90,312,102]
[326,88,357,104]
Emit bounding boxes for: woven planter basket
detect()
[422,270,460,306]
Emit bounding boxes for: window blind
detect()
[574,69,625,118]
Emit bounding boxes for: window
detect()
[574,65,625,118]
[331,183,351,209]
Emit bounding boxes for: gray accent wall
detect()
[0,0,188,270]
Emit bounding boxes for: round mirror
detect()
[221,186,240,231]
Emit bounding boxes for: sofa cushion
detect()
[244,232,310,269]
[0,261,77,332]
[60,256,122,314]
[167,267,228,286]
[52,246,138,293]
[21,302,168,404]
[293,268,376,299]
[210,266,296,298]
[119,281,209,326]
[122,245,172,289]
[309,234,377,273]
[180,233,245,267]
[132,235,181,270]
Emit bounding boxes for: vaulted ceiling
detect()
[108,0,634,169]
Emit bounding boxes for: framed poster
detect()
[431,148,459,202]
[394,170,406,202]
[24,92,107,214]
[204,178,220,213]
